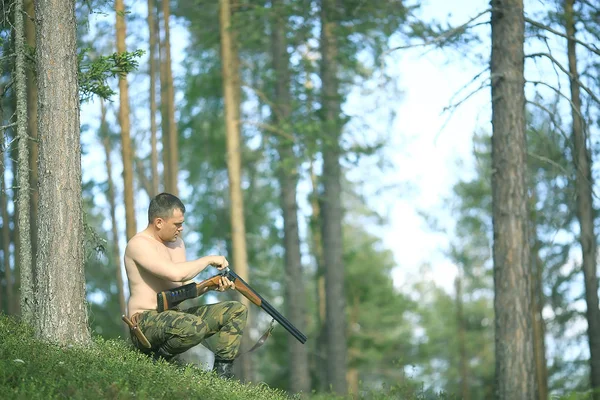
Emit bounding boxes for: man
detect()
[124,192,247,379]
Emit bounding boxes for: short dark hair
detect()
[148,193,186,223]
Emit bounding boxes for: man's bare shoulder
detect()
[125,234,157,255]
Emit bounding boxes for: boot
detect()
[212,357,234,379]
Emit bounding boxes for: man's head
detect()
[148,193,186,242]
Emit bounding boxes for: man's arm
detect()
[126,237,228,282]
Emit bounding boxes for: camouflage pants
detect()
[131,301,247,361]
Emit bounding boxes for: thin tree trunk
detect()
[270,0,311,392]
[455,275,470,400]
[158,1,171,193]
[147,0,159,195]
[319,0,347,393]
[15,0,34,326]
[0,34,14,317]
[565,1,600,396]
[25,0,38,270]
[116,0,137,240]
[531,241,548,400]
[346,294,360,395]
[490,0,535,398]
[34,0,90,345]
[219,0,252,381]
[1,143,13,315]
[161,0,178,195]
[100,101,127,334]
[309,162,327,391]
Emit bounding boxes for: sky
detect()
[364,0,492,293]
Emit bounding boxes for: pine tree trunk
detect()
[455,275,470,400]
[490,0,535,398]
[25,0,38,270]
[116,0,137,240]
[564,0,600,395]
[219,0,252,381]
[531,242,548,400]
[1,150,12,314]
[147,0,159,195]
[15,0,34,326]
[34,0,90,345]
[270,0,311,392]
[158,1,171,193]
[309,163,328,391]
[161,0,178,195]
[100,101,127,331]
[319,0,347,393]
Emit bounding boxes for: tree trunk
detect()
[564,0,600,395]
[100,101,127,333]
[455,275,470,400]
[319,0,348,393]
[490,0,535,398]
[158,1,170,194]
[116,0,137,240]
[161,0,178,195]
[25,0,38,271]
[15,0,34,326]
[219,0,252,382]
[531,241,548,400]
[1,145,13,314]
[270,0,311,392]
[34,0,90,345]
[147,0,159,195]
[309,162,328,391]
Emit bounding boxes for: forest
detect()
[1,0,600,399]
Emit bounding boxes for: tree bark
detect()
[319,0,348,393]
[116,0,137,240]
[490,0,535,398]
[34,0,90,345]
[15,0,34,326]
[564,0,600,396]
[100,101,127,332]
[25,0,38,270]
[147,0,159,195]
[161,0,178,195]
[270,0,311,392]
[219,0,252,381]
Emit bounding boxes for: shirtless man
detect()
[124,192,247,378]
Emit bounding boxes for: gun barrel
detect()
[226,269,307,344]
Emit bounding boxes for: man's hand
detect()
[217,275,235,292]
[209,255,229,270]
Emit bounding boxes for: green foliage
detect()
[78,48,145,103]
[0,314,291,399]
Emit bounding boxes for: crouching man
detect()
[123,192,247,379]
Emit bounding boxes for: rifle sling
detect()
[122,314,152,349]
[238,319,276,357]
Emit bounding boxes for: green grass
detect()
[0,314,451,399]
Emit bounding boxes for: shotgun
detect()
[156,268,307,344]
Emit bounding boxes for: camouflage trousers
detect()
[131,301,248,361]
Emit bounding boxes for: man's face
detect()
[157,208,184,242]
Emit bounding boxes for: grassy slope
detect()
[0,315,291,400]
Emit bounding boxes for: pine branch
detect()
[525,17,600,56]
[526,52,600,105]
[241,120,294,142]
[386,9,491,53]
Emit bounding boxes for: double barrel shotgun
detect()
[156,267,307,345]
